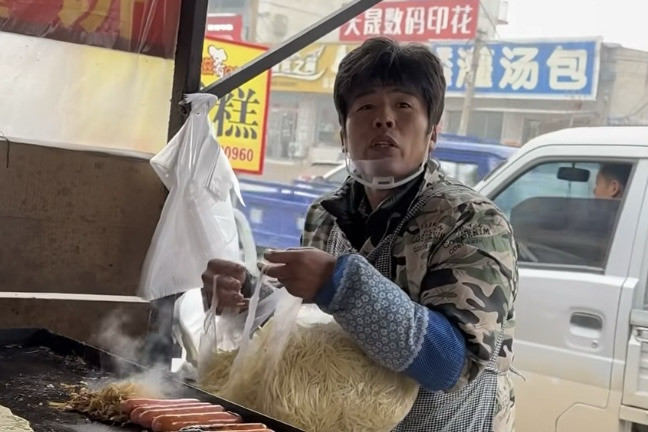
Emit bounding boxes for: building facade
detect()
[207,0,648,168]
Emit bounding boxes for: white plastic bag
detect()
[196,272,295,394]
[138,93,243,301]
[233,272,302,373]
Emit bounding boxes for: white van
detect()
[475,126,648,432]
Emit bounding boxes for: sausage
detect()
[151,412,242,432]
[138,405,225,428]
[121,398,200,414]
[179,424,268,431]
[130,403,210,424]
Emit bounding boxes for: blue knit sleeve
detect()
[314,254,466,391]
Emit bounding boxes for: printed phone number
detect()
[223,146,255,162]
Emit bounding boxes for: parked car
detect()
[475,126,648,432]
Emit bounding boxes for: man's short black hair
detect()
[333,37,446,133]
[599,163,631,188]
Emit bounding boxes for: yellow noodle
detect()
[198,320,419,432]
[197,348,238,394]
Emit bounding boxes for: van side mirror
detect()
[557,167,590,182]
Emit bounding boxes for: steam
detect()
[87,308,186,398]
[92,309,143,364]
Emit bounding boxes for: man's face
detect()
[341,86,434,180]
[593,172,621,199]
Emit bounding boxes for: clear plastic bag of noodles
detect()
[197,272,289,395]
[214,272,420,432]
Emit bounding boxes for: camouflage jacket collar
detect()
[320,162,443,250]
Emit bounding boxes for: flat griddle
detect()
[0,328,303,432]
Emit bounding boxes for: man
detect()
[594,162,631,199]
[203,37,518,431]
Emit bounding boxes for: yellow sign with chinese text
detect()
[270,43,359,93]
[201,37,270,174]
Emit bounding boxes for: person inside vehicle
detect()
[202,37,519,432]
[594,162,631,199]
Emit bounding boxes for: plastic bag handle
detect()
[238,266,267,353]
[202,275,219,335]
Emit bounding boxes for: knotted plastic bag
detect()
[138,93,243,301]
[196,270,296,394]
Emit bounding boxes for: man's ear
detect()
[429,125,438,151]
[340,129,347,153]
[610,179,621,197]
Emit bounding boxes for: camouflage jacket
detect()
[302,162,518,431]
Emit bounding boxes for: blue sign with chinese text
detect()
[429,39,600,100]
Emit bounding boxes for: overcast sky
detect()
[498,0,648,51]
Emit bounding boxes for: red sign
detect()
[0,0,181,59]
[205,14,243,41]
[339,0,479,42]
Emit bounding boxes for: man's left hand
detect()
[262,248,337,302]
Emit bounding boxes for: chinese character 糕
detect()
[343,16,362,37]
[434,46,454,87]
[450,5,473,35]
[212,94,232,137]
[212,88,261,140]
[427,6,449,34]
[404,7,426,35]
[499,46,539,90]
[383,7,404,35]
[363,8,383,35]
[456,46,493,88]
[547,46,588,90]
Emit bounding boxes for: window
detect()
[438,160,480,186]
[493,161,633,269]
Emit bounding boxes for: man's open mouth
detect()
[370,136,398,148]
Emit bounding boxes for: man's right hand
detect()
[201,258,249,311]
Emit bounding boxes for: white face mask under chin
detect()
[344,153,427,190]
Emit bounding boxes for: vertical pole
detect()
[458,31,486,136]
[166,0,210,142]
[248,0,260,42]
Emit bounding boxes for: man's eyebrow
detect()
[352,86,417,100]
